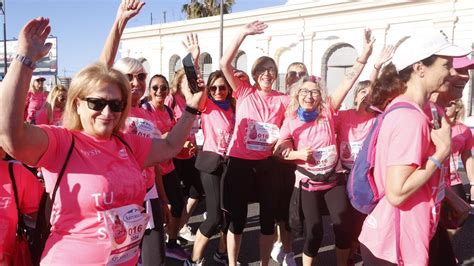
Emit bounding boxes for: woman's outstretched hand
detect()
[17,17,52,62]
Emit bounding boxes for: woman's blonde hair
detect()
[286,75,327,118]
[113,57,147,76]
[63,63,131,133]
[452,99,465,122]
[353,80,372,107]
[171,69,185,96]
[45,85,68,123]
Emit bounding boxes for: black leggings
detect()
[173,157,204,200]
[141,198,166,266]
[199,170,229,237]
[271,158,296,231]
[360,244,397,266]
[223,157,275,235]
[162,170,184,218]
[301,183,353,257]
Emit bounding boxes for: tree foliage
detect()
[182,0,235,19]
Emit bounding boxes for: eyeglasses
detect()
[126,73,147,82]
[256,67,276,74]
[288,71,307,78]
[209,85,228,92]
[151,85,169,92]
[82,97,126,112]
[299,89,321,97]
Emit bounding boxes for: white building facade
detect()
[121,0,474,119]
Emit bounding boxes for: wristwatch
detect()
[15,54,36,70]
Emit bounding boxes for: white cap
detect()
[391,30,470,72]
[32,75,46,81]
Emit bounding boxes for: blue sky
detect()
[7,0,286,76]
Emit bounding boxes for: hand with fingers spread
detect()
[374,45,395,70]
[17,17,52,62]
[359,28,376,63]
[241,20,268,37]
[116,0,145,22]
[182,33,200,64]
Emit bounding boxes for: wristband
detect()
[356,57,367,64]
[15,54,36,70]
[374,64,381,70]
[428,156,442,169]
[185,106,201,115]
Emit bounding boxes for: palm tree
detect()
[182,0,235,19]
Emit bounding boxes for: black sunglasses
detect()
[82,97,126,112]
[288,71,307,78]
[151,85,169,92]
[209,85,228,92]
[126,73,147,82]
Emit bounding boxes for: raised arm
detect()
[100,0,145,68]
[0,18,51,165]
[330,28,375,111]
[220,21,268,91]
[369,45,395,83]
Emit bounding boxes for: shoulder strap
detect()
[8,162,21,216]
[384,102,418,117]
[50,135,76,204]
[114,134,133,155]
[171,94,176,109]
[164,105,174,121]
[143,102,153,112]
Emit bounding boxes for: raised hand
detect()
[241,21,268,36]
[116,0,145,22]
[17,17,52,62]
[182,33,200,63]
[374,45,395,70]
[359,28,376,62]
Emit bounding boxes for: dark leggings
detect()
[173,157,204,200]
[272,158,296,231]
[199,170,229,237]
[301,184,353,257]
[360,244,397,266]
[223,157,275,235]
[141,198,166,266]
[162,170,184,218]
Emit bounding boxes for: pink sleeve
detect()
[15,163,44,214]
[279,117,292,141]
[385,110,429,167]
[122,133,153,169]
[233,82,255,100]
[462,125,473,152]
[35,126,72,172]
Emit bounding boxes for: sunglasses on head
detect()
[126,73,147,82]
[82,97,126,112]
[151,85,169,92]
[288,71,307,78]
[209,85,228,92]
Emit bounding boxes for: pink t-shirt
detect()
[124,107,162,189]
[201,99,234,155]
[36,107,64,126]
[279,100,338,191]
[228,83,288,160]
[25,91,48,123]
[449,122,473,186]
[358,98,446,266]
[165,94,186,120]
[36,126,152,265]
[144,103,176,175]
[0,161,43,260]
[334,109,375,170]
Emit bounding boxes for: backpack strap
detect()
[50,135,76,205]
[143,101,153,112]
[164,105,175,121]
[8,162,22,219]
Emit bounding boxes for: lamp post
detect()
[0,0,6,76]
[219,0,223,59]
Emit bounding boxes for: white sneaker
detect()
[179,225,196,242]
[270,242,284,263]
[283,252,297,266]
[203,211,207,220]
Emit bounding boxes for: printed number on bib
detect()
[306,145,338,175]
[245,121,279,152]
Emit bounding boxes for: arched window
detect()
[321,43,357,109]
[233,50,247,72]
[169,55,182,82]
[199,53,213,82]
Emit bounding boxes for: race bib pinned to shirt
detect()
[339,141,363,169]
[245,121,280,152]
[126,117,162,139]
[306,145,338,175]
[103,204,150,265]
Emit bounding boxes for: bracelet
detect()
[374,64,381,70]
[428,156,442,169]
[15,54,36,70]
[356,57,367,64]
[185,106,201,115]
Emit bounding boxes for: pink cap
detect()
[453,56,474,69]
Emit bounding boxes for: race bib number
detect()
[306,145,338,175]
[339,141,363,169]
[126,117,162,139]
[245,121,279,152]
[103,204,150,265]
[217,129,232,154]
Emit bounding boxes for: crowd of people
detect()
[1,0,474,265]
